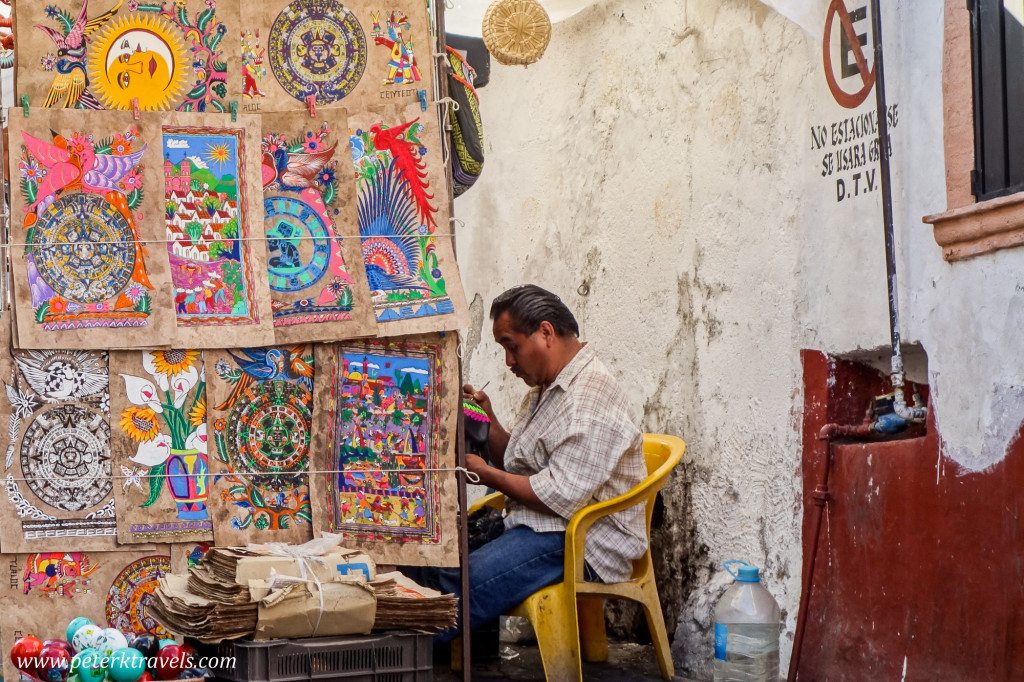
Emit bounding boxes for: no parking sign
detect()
[822,0,875,108]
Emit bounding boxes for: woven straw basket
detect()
[482,0,552,66]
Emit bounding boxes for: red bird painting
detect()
[370,119,438,232]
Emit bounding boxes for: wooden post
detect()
[430,0,473,678]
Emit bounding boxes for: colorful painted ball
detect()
[128,634,160,660]
[107,647,146,682]
[156,639,177,650]
[154,645,187,681]
[70,648,106,682]
[65,618,94,644]
[95,628,130,658]
[10,635,44,674]
[139,672,154,681]
[37,645,72,682]
[71,626,103,653]
[43,640,75,659]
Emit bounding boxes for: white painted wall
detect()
[453,0,1013,675]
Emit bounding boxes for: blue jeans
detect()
[404,525,600,643]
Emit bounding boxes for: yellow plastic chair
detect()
[465,432,685,681]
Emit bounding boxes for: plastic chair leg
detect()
[521,586,582,682]
[640,579,675,680]
[578,598,608,662]
[449,637,463,673]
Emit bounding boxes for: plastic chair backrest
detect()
[566,434,685,583]
[631,435,683,579]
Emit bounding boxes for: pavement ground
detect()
[433,639,702,681]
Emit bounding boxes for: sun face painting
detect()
[24,0,231,112]
[87,14,190,111]
[163,127,259,328]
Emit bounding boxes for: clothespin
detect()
[305,95,317,118]
[20,95,29,117]
[130,98,140,120]
[417,89,427,112]
[230,100,238,122]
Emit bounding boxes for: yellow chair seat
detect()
[463,433,685,681]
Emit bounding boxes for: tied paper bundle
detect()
[370,571,459,632]
[151,536,381,642]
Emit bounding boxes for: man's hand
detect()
[465,452,491,486]
[462,383,494,418]
[462,383,511,470]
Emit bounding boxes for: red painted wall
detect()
[799,350,1024,680]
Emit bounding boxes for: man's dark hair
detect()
[489,285,579,338]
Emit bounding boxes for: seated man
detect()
[431,284,648,640]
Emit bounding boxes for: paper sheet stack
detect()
[370,572,460,632]
[150,573,259,642]
[150,539,457,641]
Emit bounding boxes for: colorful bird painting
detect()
[369,119,438,232]
[261,144,337,191]
[21,130,145,223]
[358,160,429,292]
[214,346,314,411]
[35,0,124,109]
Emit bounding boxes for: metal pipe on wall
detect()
[870,0,926,423]
[789,3,925,678]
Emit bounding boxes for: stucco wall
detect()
[450,0,992,677]
[455,0,816,675]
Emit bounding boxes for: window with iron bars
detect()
[969,0,1024,200]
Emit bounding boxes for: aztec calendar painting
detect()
[267,0,367,105]
[22,403,112,513]
[18,125,154,332]
[105,554,171,636]
[0,342,120,551]
[222,380,312,489]
[207,345,314,544]
[18,0,234,112]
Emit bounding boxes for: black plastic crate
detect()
[210,632,432,682]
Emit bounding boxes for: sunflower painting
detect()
[109,349,213,544]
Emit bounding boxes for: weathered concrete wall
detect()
[454,0,816,676]
[452,0,1024,675]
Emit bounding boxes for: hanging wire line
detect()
[3,466,482,484]
[0,231,459,249]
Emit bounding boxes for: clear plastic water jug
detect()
[713,560,781,682]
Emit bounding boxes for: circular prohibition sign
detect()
[822,0,875,109]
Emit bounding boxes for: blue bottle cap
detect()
[723,560,762,582]
[736,566,760,582]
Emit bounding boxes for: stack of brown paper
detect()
[370,571,458,632]
[150,572,259,642]
[151,539,389,641]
